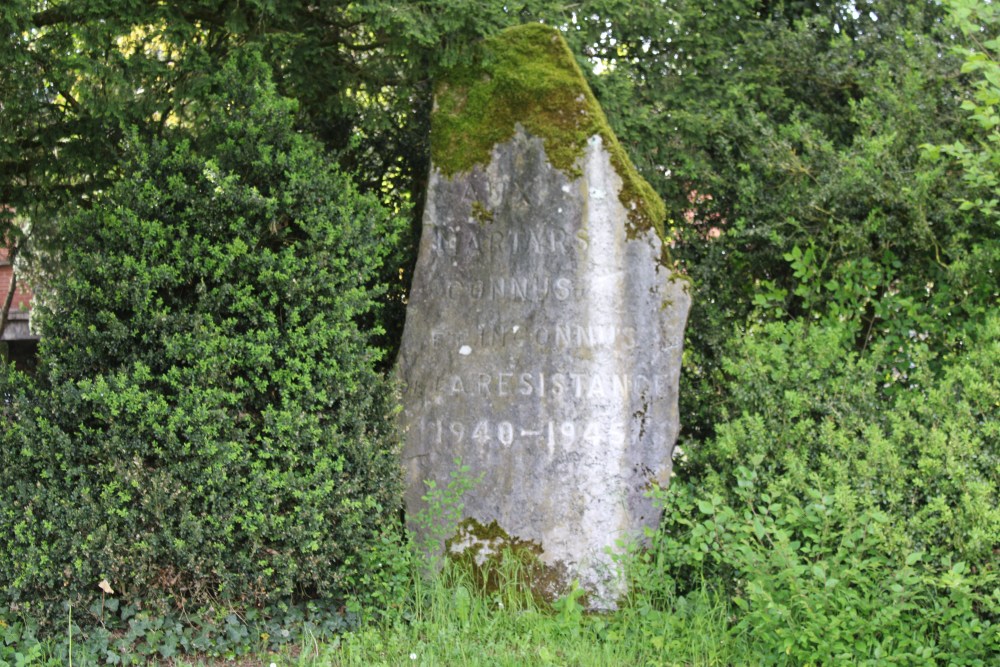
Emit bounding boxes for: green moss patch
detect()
[446,518,573,604]
[431,23,666,239]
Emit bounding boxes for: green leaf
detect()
[752,518,765,540]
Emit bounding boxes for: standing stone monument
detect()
[398,23,690,606]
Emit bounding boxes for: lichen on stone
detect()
[471,200,494,224]
[431,23,666,239]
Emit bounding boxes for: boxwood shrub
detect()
[0,51,405,630]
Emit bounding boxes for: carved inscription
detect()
[416,371,670,399]
[428,323,639,351]
[428,226,588,258]
[405,139,673,465]
[427,276,578,302]
[420,418,630,451]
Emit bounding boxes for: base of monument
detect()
[446,517,626,611]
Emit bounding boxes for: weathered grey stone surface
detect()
[398,37,690,607]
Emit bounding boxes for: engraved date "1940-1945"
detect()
[419,417,634,451]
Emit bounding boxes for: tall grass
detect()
[307,545,746,667]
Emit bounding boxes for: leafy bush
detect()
[0,50,405,629]
[685,309,998,560]
[649,310,1000,663]
[652,475,997,664]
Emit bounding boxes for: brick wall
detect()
[0,245,33,313]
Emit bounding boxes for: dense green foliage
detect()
[925,0,1000,223]
[0,52,404,629]
[648,313,999,663]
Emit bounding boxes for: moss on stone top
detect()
[431,23,666,239]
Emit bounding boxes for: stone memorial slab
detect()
[397,23,690,606]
